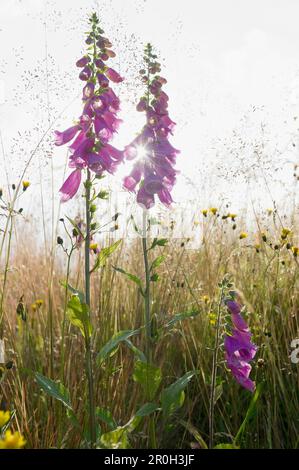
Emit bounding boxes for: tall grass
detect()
[0,207,298,448]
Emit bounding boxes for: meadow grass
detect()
[0,207,298,448]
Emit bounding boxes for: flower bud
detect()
[57,236,63,245]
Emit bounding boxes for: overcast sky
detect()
[1,0,299,233]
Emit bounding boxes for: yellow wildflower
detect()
[239,232,248,240]
[228,213,237,221]
[201,295,210,304]
[22,181,30,191]
[89,243,98,251]
[0,430,26,449]
[193,220,200,226]
[292,246,299,257]
[281,228,291,240]
[208,313,217,326]
[31,303,37,312]
[0,410,10,428]
[201,209,208,217]
[209,207,217,215]
[35,299,43,307]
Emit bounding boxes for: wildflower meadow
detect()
[0,0,298,457]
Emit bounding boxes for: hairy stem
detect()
[142,210,151,362]
[85,168,96,447]
[209,284,224,449]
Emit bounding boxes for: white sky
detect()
[1,0,299,237]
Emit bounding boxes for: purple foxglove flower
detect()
[97,73,109,88]
[226,300,250,332]
[79,66,92,81]
[153,139,180,158]
[69,154,86,169]
[105,49,116,58]
[102,111,122,132]
[105,144,124,161]
[59,169,82,202]
[105,68,123,83]
[82,82,95,100]
[72,136,94,159]
[137,186,155,209]
[158,188,173,206]
[97,37,112,49]
[105,88,120,112]
[76,56,90,68]
[69,131,87,151]
[100,52,109,61]
[79,115,92,133]
[123,49,179,210]
[87,150,118,174]
[143,175,164,194]
[54,125,80,146]
[123,165,143,192]
[55,21,124,204]
[227,364,255,393]
[95,58,105,69]
[225,331,257,362]
[224,299,257,392]
[94,116,115,142]
[136,99,147,112]
[124,145,138,160]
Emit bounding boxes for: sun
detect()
[135,145,149,162]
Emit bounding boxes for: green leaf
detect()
[124,340,147,363]
[60,281,84,303]
[234,383,262,444]
[97,329,140,365]
[100,427,129,449]
[214,443,240,449]
[97,190,109,199]
[67,295,92,338]
[165,310,200,329]
[179,420,208,449]
[113,266,143,289]
[161,371,196,416]
[99,416,141,449]
[133,361,162,400]
[150,273,160,282]
[35,373,72,410]
[90,240,122,273]
[96,407,117,431]
[135,402,160,417]
[150,255,165,271]
[66,409,81,429]
[149,238,168,250]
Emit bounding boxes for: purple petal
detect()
[54,125,80,146]
[59,169,82,202]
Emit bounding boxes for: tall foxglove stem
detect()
[142,210,151,362]
[141,211,157,449]
[84,168,96,447]
[209,283,224,449]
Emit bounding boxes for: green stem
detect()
[0,211,13,338]
[60,247,73,382]
[142,210,151,362]
[209,284,224,449]
[141,210,157,449]
[85,168,96,447]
